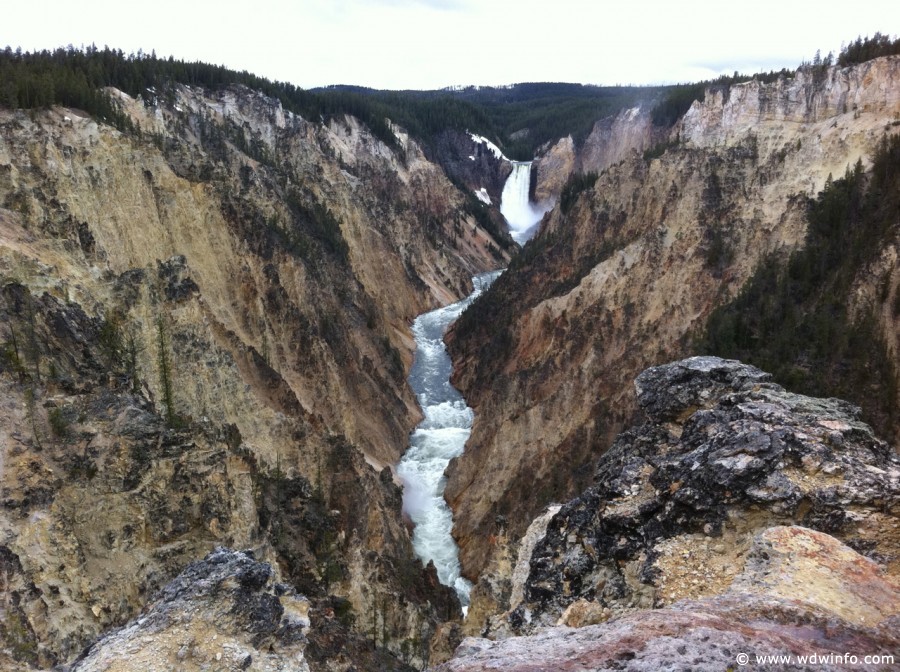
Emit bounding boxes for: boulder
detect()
[513,357,899,630]
[70,548,310,672]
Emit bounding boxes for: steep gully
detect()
[399,152,545,608]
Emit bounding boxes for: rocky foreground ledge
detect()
[32,358,897,671]
[66,548,311,671]
[435,526,899,671]
[441,357,899,670]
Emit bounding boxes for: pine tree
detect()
[155,316,177,426]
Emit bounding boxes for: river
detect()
[397,152,545,610]
[397,271,500,610]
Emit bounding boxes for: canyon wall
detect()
[446,56,900,592]
[532,106,666,202]
[0,84,510,669]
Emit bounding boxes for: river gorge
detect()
[398,270,500,611]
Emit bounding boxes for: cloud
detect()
[4,0,900,91]
[689,55,802,75]
[358,0,468,9]
[412,0,468,8]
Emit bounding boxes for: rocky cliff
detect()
[514,357,899,631]
[428,130,513,209]
[435,358,899,671]
[0,83,510,669]
[436,527,900,672]
[532,106,666,202]
[446,56,900,587]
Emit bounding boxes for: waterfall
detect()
[397,271,500,612]
[500,162,552,244]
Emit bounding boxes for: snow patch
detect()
[469,133,508,162]
[474,188,491,205]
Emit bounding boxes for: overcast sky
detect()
[4,0,899,90]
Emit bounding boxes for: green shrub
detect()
[559,171,597,215]
[48,407,70,439]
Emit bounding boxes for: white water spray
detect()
[500,162,552,244]
[398,271,500,611]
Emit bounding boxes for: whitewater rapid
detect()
[398,271,500,610]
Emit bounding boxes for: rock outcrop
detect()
[533,106,666,203]
[446,56,900,584]
[532,136,576,202]
[513,357,899,630]
[434,526,900,672]
[70,548,311,671]
[428,129,513,208]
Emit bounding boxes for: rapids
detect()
[397,271,500,610]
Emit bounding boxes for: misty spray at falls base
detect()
[397,272,500,610]
[500,161,552,244]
